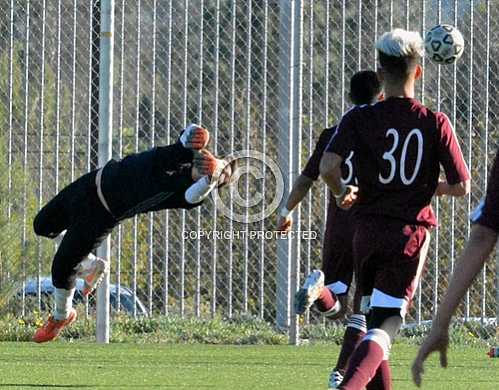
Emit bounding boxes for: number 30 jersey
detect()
[327,97,470,227]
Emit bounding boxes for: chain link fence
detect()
[0,0,498,340]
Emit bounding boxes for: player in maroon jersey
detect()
[277,70,382,389]
[412,149,499,387]
[319,29,471,390]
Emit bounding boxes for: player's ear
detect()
[414,64,423,80]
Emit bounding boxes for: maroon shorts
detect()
[353,217,430,317]
[322,202,355,296]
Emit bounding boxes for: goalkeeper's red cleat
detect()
[32,308,77,343]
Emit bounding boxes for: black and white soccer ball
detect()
[425,24,464,65]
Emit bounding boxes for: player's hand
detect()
[193,149,222,178]
[411,326,449,387]
[277,216,293,232]
[181,124,210,150]
[336,185,358,210]
[435,180,449,197]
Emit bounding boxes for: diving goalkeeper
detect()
[32,124,233,343]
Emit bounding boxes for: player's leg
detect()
[320,253,351,319]
[33,171,99,239]
[343,308,401,390]
[330,280,368,389]
[359,293,391,390]
[366,361,392,390]
[294,212,345,317]
[294,269,345,317]
[340,223,430,390]
[33,219,115,343]
[33,186,73,239]
[329,259,374,389]
[33,183,117,343]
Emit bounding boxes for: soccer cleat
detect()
[32,308,77,343]
[294,269,325,315]
[180,124,210,150]
[328,370,344,389]
[75,255,109,297]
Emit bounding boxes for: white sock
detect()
[364,328,392,360]
[53,287,75,320]
[347,314,367,333]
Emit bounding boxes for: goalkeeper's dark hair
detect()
[349,70,382,105]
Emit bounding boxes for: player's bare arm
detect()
[412,224,498,387]
[435,179,470,197]
[277,125,340,233]
[277,174,314,232]
[320,152,358,210]
[412,148,498,385]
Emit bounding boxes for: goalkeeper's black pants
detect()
[33,169,118,290]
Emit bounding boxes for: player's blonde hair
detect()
[375,28,424,58]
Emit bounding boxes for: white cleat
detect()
[328,370,344,389]
[75,254,109,297]
[294,269,325,315]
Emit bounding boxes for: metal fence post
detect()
[276,0,293,331]
[289,0,304,346]
[276,0,303,339]
[96,0,114,344]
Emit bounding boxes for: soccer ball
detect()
[425,24,464,65]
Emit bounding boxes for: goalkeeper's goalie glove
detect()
[180,123,210,150]
[187,150,235,204]
[193,149,224,178]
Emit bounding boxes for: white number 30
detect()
[378,128,423,185]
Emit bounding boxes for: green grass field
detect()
[0,342,498,389]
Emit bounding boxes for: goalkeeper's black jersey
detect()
[100,142,201,221]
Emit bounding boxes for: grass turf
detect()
[0,342,498,389]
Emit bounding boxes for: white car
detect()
[20,276,148,316]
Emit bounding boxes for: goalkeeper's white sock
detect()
[53,287,75,321]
